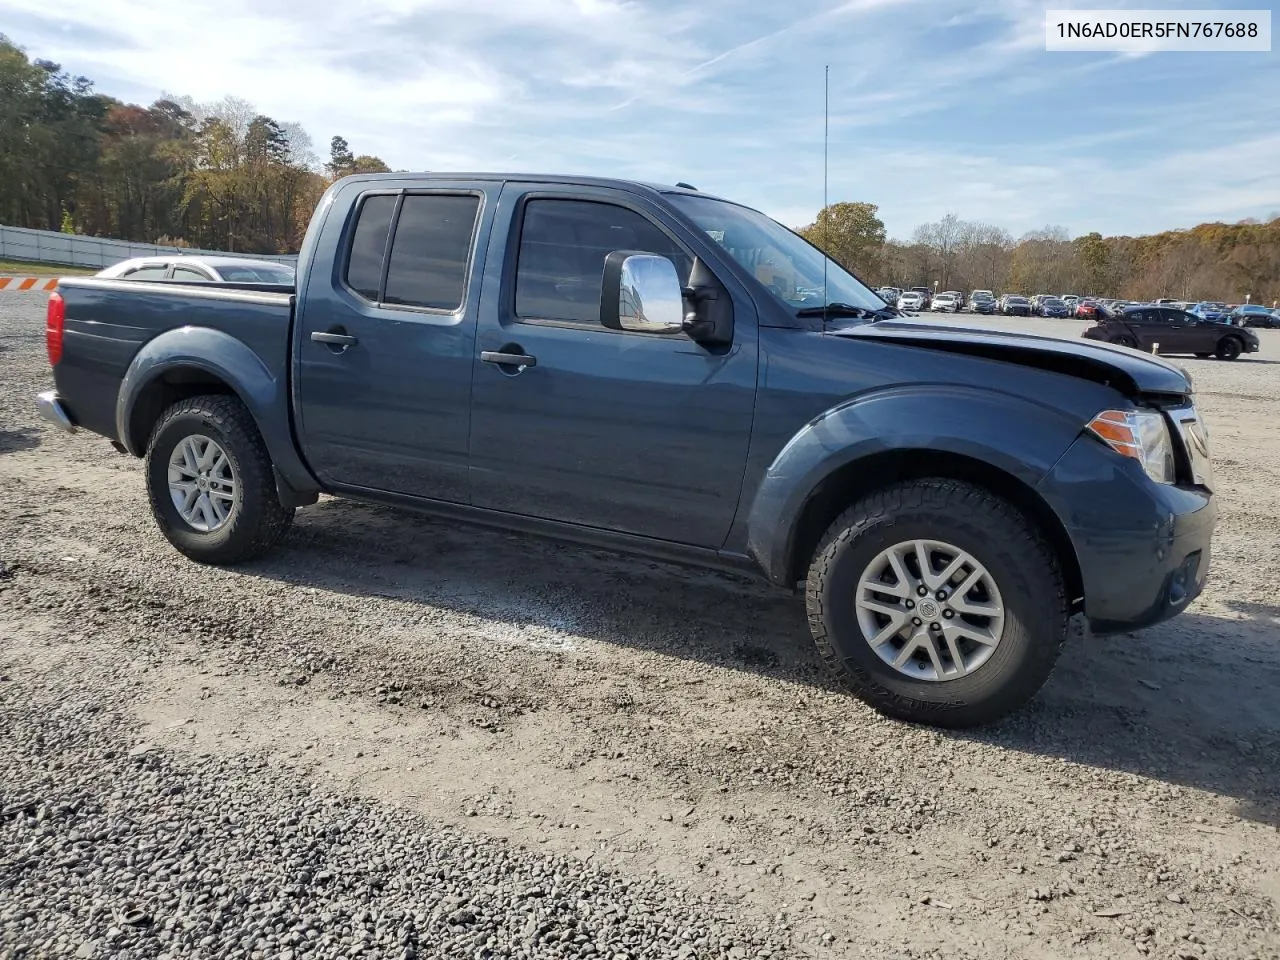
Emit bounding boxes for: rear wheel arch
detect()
[786,449,1084,612]
[124,366,239,456]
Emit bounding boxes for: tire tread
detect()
[804,478,1067,727]
[145,395,292,563]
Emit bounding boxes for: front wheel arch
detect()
[786,449,1084,612]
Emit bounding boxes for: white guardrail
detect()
[0,224,298,271]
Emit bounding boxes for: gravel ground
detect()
[1,293,1278,959]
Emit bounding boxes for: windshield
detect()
[666,194,885,312]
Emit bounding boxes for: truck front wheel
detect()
[805,479,1067,728]
[144,395,294,564]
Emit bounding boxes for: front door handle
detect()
[312,330,358,347]
[481,350,537,368]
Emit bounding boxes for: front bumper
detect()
[36,391,77,433]
[1038,434,1215,633]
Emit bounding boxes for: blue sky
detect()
[5,0,1277,238]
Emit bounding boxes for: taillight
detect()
[46,292,65,366]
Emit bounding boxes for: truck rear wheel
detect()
[144,395,293,564]
[805,479,1067,728]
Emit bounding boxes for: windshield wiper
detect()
[795,302,901,321]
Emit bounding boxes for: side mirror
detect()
[601,252,684,335]
[601,252,734,345]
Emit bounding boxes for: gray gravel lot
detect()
[2,293,1278,959]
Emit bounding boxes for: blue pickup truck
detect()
[37,173,1217,727]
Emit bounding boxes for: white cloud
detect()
[7,0,1278,236]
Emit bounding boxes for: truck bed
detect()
[52,278,294,442]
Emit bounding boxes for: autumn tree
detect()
[326,135,391,180]
[799,201,886,278]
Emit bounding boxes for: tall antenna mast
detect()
[822,64,829,325]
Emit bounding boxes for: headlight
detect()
[1086,409,1175,484]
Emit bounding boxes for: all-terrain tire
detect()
[805,479,1067,728]
[145,395,293,564]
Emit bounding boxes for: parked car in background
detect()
[1039,297,1070,318]
[97,256,296,284]
[969,293,998,314]
[970,289,994,303]
[1002,295,1032,316]
[1230,304,1280,328]
[1188,302,1230,323]
[1082,305,1259,359]
[931,292,960,313]
[1104,300,1139,317]
[941,290,965,309]
[1154,298,1179,307]
[1073,300,1104,320]
[898,290,925,311]
[877,286,902,306]
[909,286,932,309]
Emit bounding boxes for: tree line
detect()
[0,35,390,254]
[4,32,1277,299]
[799,201,1280,304]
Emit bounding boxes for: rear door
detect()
[295,184,491,502]
[467,185,758,548]
[1118,308,1160,347]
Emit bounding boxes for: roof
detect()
[142,255,292,268]
[335,171,727,203]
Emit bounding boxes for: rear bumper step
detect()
[36,391,77,433]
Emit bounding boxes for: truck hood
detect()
[834,321,1191,398]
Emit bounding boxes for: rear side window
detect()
[515,199,690,325]
[125,265,170,281]
[172,266,210,280]
[345,195,397,300]
[384,195,481,311]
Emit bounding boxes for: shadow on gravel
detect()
[247,498,1279,826]
[1223,599,1280,623]
[0,426,41,454]
[253,497,840,690]
[967,611,1280,826]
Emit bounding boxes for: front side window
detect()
[515,199,691,325]
[384,194,481,310]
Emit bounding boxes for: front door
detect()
[468,188,758,548]
[295,187,488,502]
[1152,308,1198,353]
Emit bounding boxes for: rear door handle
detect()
[312,331,358,347]
[481,350,537,368]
